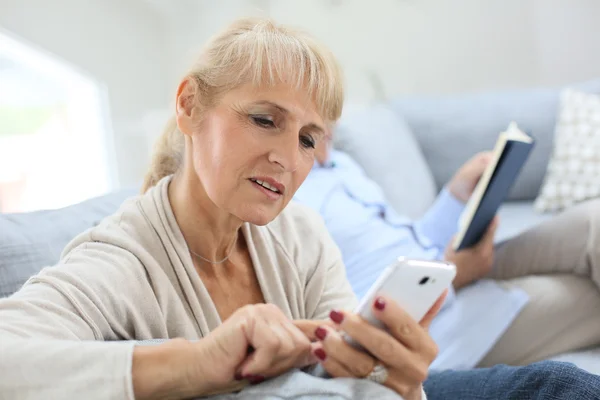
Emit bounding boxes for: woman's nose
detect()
[268,133,299,172]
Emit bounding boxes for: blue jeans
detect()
[425,361,600,399]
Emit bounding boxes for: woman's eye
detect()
[251,115,275,128]
[300,135,315,149]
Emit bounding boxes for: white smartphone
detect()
[356,257,455,326]
[344,257,456,351]
[311,257,456,377]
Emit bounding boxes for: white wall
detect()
[532,0,600,85]
[2,0,599,193]
[270,0,540,100]
[0,0,170,188]
[166,0,600,104]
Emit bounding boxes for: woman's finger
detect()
[329,310,413,368]
[419,290,448,330]
[282,319,312,350]
[356,297,426,351]
[311,344,355,378]
[293,319,337,341]
[368,296,438,360]
[280,320,315,368]
[314,325,375,378]
[239,321,292,376]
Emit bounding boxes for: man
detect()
[294,135,600,371]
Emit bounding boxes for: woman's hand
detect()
[199,304,320,386]
[312,292,447,400]
[134,304,322,399]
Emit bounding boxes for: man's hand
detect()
[447,152,493,203]
[444,216,499,290]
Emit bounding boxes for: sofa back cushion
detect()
[333,103,437,218]
[391,79,600,201]
[0,189,137,298]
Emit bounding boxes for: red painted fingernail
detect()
[314,348,327,361]
[374,297,386,311]
[315,326,327,340]
[329,310,344,324]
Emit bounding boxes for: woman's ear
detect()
[175,78,197,136]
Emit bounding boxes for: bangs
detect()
[210,19,344,122]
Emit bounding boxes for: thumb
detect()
[467,152,493,177]
[293,319,337,341]
[479,151,494,165]
[420,289,448,330]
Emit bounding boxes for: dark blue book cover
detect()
[455,139,535,251]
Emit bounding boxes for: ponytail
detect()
[141,116,184,193]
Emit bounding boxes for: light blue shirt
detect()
[294,149,529,369]
[294,150,464,301]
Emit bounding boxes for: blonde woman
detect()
[0,18,442,400]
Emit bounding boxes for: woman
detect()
[0,18,442,399]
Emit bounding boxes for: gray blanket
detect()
[205,370,403,400]
[135,340,403,399]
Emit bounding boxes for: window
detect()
[0,31,116,213]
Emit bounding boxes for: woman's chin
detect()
[244,213,277,226]
[237,205,280,226]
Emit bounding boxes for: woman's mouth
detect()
[249,177,285,200]
[250,178,281,193]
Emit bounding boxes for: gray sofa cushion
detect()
[0,189,137,298]
[495,201,554,243]
[333,103,437,218]
[391,78,600,201]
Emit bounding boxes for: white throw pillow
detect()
[333,103,437,219]
[534,89,600,213]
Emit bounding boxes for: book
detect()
[453,122,534,251]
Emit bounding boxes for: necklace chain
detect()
[189,237,237,264]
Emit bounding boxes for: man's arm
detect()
[413,152,494,296]
[413,152,493,250]
[413,187,466,250]
[415,151,496,247]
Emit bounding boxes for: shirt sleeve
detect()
[413,187,465,250]
[411,188,463,312]
[0,242,154,400]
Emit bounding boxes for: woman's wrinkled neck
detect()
[168,166,243,264]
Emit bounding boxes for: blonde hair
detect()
[142,17,345,192]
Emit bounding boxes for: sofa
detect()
[333,77,600,374]
[1,79,600,375]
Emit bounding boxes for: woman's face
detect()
[179,82,327,225]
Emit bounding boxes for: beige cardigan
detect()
[0,176,358,399]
